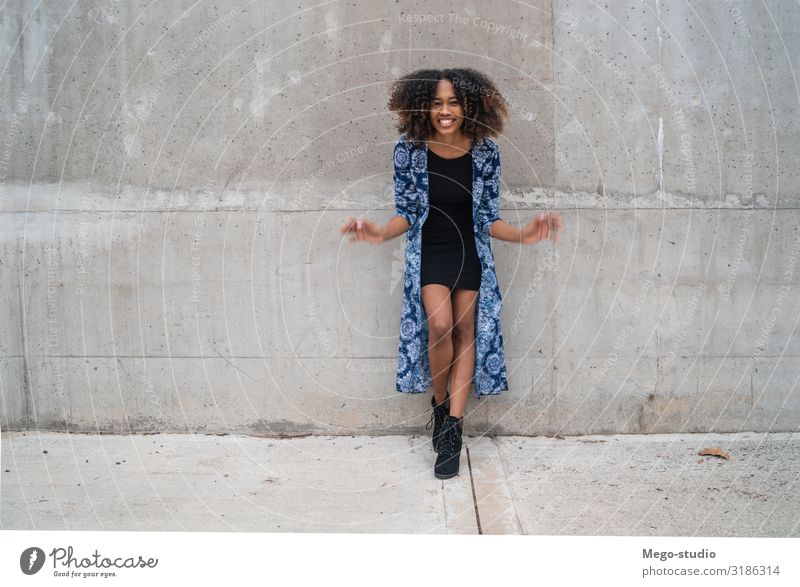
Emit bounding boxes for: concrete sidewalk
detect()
[2,431,798,536]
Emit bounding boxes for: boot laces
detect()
[425,409,435,431]
[425,396,448,431]
[439,418,461,455]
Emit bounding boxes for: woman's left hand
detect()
[520,211,563,244]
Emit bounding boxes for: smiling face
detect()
[429,79,465,138]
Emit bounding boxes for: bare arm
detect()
[488,219,521,243]
[341,214,410,244]
[381,214,411,241]
[488,212,563,244]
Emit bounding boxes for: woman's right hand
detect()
[340,216,385,244]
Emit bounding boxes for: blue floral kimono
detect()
[393,132,509,397]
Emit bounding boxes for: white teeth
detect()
[439,118,455,126]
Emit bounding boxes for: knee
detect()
[428,317,453,343]
[452,319,475,343]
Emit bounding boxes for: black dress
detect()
[420,148,482,291]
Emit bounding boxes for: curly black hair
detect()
[387,67,510,147]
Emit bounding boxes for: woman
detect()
[341,68,562,479]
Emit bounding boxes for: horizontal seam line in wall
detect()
[3,207,800,214]
[5,354,800,359]
[5,355,399,359]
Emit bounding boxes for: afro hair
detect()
[387,67,510,147]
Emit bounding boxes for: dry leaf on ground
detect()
[698,447,731,460]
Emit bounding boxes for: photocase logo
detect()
[20,547,46,575]
[17,545,158,578]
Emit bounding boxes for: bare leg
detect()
[421,284,453,405]
[448,288,479,418]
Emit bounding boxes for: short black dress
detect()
[420,148,482,291]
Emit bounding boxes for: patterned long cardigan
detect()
[393,132,510,397]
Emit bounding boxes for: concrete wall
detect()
[2,0,798,436]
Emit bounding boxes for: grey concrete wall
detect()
[1,0,798,436]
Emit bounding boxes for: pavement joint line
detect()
[490,435,524,533]
[466,445,482,535]
[18,261,32,430]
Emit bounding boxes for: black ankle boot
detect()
[425,392,449,453]
[434,415,463,479]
